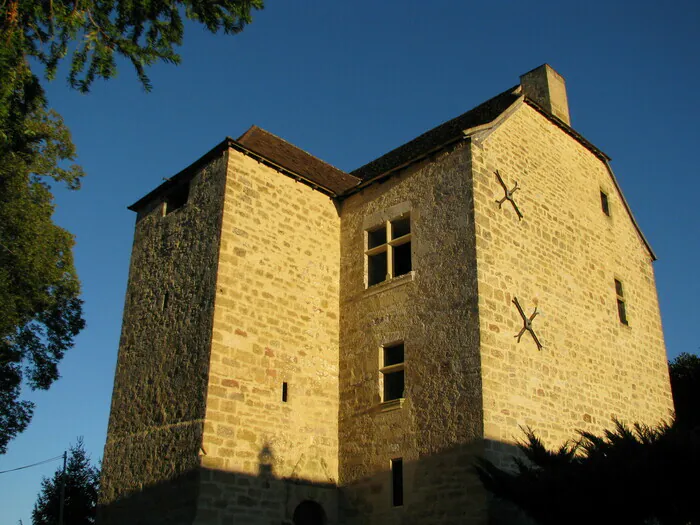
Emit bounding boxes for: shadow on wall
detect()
[97,439,533,525]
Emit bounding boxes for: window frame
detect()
[365,213,412,288]
[379,342,405,406]
[163,182,190,216]
[600,190,611,217]
[614,278,629,326]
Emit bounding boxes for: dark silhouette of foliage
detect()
[0,62,85,453]
[31,438,99,525]
[669,352,700,430]
[0,1,264,93]
[476,421,700,525]
[0,0,262,452]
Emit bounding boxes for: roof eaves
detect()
[241,125,356,178]
[229,139,340,197]
[128,137,343,212]
[128,138,232,211]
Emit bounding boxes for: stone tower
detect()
[98,133,351,524]
[99,65,673,524]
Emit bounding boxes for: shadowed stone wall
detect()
[98,153,228,524]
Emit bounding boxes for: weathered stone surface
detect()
[99,66,673,525]
[98,154,227,525]
[471,101,673,468]
[338,143,487,524]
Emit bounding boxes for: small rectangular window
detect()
[384,344,404,366]
[384,371,404,401]
[614,279,628,325]
[381,343,405,402]
[365,214,412,287]
[282,382,288,402]
[600,191,610,216]
[391,458,403,507]
[165,183,189,215]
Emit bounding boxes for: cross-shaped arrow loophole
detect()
[494,170,523,220]
[513,296,543,350]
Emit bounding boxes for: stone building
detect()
[98,64,673,525]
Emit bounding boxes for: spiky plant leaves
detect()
[476,420,700,525]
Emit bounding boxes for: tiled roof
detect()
[130,87,520,212]
[236,126,360,196]
[351,86,521,182]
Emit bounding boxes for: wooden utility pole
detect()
[58,451,67,525]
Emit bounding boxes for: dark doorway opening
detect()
[293,500,326,525]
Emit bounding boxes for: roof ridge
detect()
[421,84,520,137]
[240,125,354,177]
[236,126,360,195]
[236,125,259,143]
[351,85,521,180]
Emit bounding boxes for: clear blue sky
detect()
[2,1,699,522]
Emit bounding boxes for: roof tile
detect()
[351,86,521,181]
[236,126,360,195]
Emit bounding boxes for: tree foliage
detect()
[32,438,100,525]
[0,53,85,453]
[1,0,263,93]
[0,0,262,452]
[476,421,700,525]
[669,352,700,430]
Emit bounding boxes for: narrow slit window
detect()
[391,458,404,507]
[600,190,610,216]
[380,342,405,402]
[282,382,288,402]
[615,279,628,325]
[162,291,169,311]
[165,183,189,215]
[365,213,411,287]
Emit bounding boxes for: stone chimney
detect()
[520,64,571,126]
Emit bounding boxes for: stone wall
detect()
[338,143,487,525]
[470,103,674,466]
[98,154,228,524]
[194,149,341,524]
[99,82,675,525]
